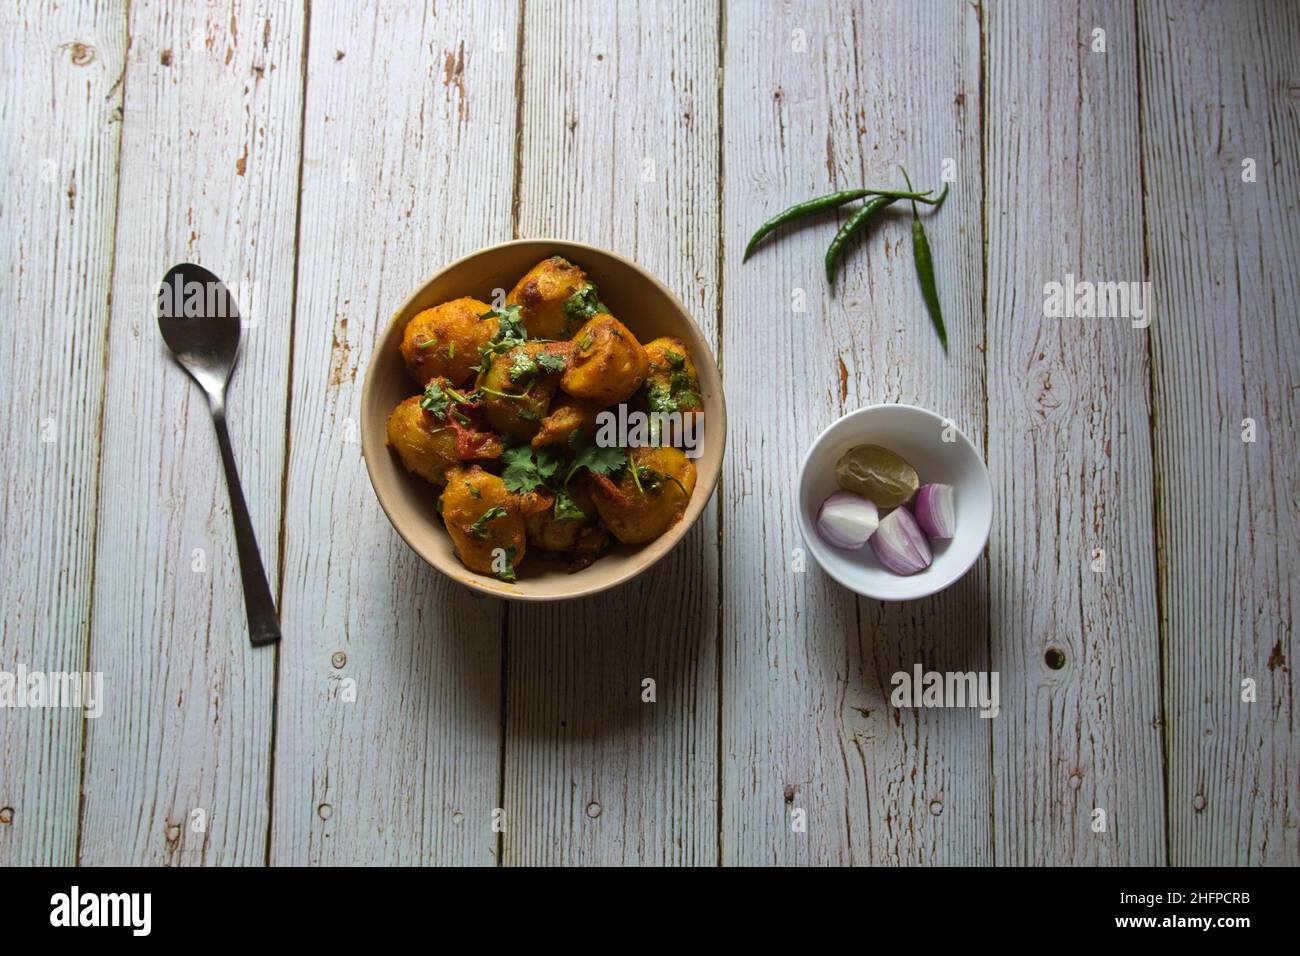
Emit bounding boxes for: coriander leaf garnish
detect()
[628,452,645,494]
[561,283,608,331]
[564,442,627,488]
[501,444,560,494]
[553,490,585,522]
[476,304,529,370]
[419,380,451,419]
[646,382,676,415]
[478,385,530,401]
[468,505,508,539]
[495,545,518,582]
[536,352,567,374]
[509,351,537,383]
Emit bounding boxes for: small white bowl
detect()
[797,404,992,601]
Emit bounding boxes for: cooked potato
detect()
[531,395,605,449]
[480,341,569,441]
[642,337,704,418]
[506,256,595,340]
[386,391,502,485]
[400,297,496,386]
[518,479,604,553]
[439,466,526,579]
[560,314,648,405]
[590,446,696,544]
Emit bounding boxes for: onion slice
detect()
[871,506,933,575]
[912,483,956,539]
[816,492,879,550]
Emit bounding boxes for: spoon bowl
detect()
[157,263,242,394]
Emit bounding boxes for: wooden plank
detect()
[503,0,721,866]
[984,0,1165,864]
[270,0,518,866]
[78,0,304,865]
[721,0,990,865]
[1139,0,1300,866]
[0,0,126,867]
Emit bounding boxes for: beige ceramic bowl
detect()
[361,239,726,601]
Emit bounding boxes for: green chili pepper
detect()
[743,186,938,261]
[901,168,949,350]
[824,195,896,284]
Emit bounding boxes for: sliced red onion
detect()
[871,506,933,575]
[816,492,879,550]
[912,483,956,539]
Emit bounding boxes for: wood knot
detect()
[63,42,97,66]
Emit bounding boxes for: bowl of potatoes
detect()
[361,239,726,600]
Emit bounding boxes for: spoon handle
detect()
[209,402,282,646]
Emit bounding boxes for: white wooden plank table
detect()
[1,0,1295,867]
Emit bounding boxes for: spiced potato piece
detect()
[480,340,570,442]
[506,255,594,340]
[641,337,704,418]
[400,297,496,386]
[560,314,648,405]
[531,395,605,449]
[518,479,606,554]
[386,391,502,485]
[440,466,526,579]
[590,446,696,544]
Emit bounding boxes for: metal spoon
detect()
[157,263,281,646]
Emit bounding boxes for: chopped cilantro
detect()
[467,482,481,498]
[564,441,627,488]
[643,366,701,415]
[468,505,508,539]
[537,352,568,374]
[645,381,676,415]
[663,348,685,369]
[419,380,451,419]
[494,545,518,582]
[501,444,561,494]
[553,490,585,522]
[561,283,608,331]
[479,385,529,401]
[420,380,474,421]
[509,351,537,383]
[628,453,645,494]
[475,304,529,372]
